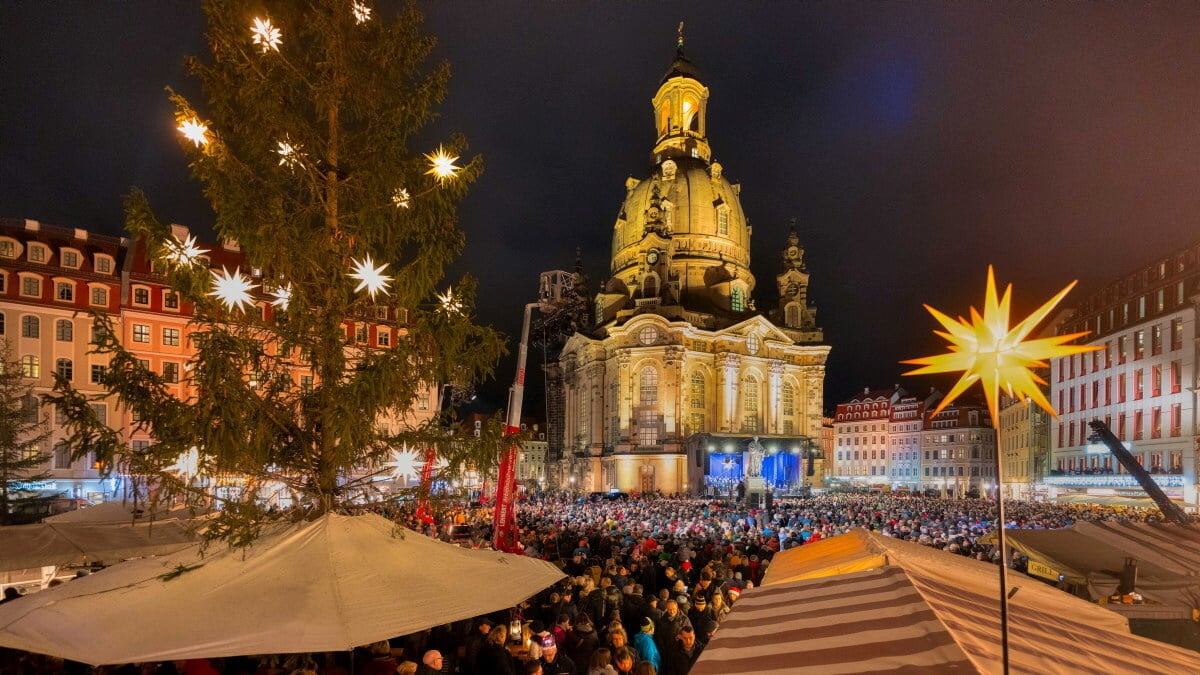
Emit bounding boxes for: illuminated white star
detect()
[177,118,208,147]
[349,255,391,298]
[276,139,302,168]
[251,17,282,53]
[386,443,420,482]
[437,286,462,314]
[268,283,293,311]
[208,267,258,312]
[352,1,372,24]
[168,446,200,479]
[165,234,209,267]
[424,146,460,182]
[391,187,411,208]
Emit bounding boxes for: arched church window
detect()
[717,206,729,236]
[690,372,705,409]
[643,274,658,299]
[683,96,699,131]
[731,287,745,312]
[639,367,658,405]
[783,382,795,417]
[743,374,759,412]
[785,303,801,327]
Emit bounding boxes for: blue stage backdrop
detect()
[708,453,799,487]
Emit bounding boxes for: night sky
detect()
[4,2,1200,416]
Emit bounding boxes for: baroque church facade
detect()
[555,44,830,495]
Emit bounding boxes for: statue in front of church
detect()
[747,436,765,477]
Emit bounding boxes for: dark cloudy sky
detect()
[3,2,1200,414]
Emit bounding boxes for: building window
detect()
[377,331,390,347]
[20,355,39,378]
[639,368,658,405]
[132,324,150,343]
[0,313,5,335]
[1171,318,1183,350]
[55,358,72,381]
[162,328,180,347]
[91,287,108,305]
[56,281,73,301]
[689,412,705,434]
[55,319,72,342]
[1151,324,1162,356]
[1151,365,1162,397]
[637,408,657,446]
[28,245,47,263]
[164,291,180,309]
[1133,410,1143,440]
[163,362,179,383]
[21,315,38,338]
[61,250,79,268]
[686,372,704,410]
[731,287,745,312]
[90,403,107,426]
[1133,370,1143,400]
[1171,404,1182,437]
[90,364,106,384]
[133,287,150,305]
[0,240,15,258]
[1151,407,1162,439]
[300,375,314,393]
[355,325,367,343]
[782,382,795,417]
[54,441,72,469]
[1117,336,1127,364]
[1133,330,1145,360]
[1170,360,1181,394]
[95,256,113,274]
[717,206,729,236]
[21,276,41,297]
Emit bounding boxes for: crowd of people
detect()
[0,493,1176,675]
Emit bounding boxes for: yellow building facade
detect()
[557,45,829,495]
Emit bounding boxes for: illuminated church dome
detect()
[600,44,756,330]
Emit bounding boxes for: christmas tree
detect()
[0,342,55,526]
[48,0,506,541]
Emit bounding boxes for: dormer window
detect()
[61,249,81,269]
[28,244,48,263]
[95,255,114,274]
[0,240,17,259]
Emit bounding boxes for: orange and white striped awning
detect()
[692,529,1200,674]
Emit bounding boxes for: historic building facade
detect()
[556,46,829,495]
[997,393,1051,500]
[1047,241,1199,505]
[832,387,901,488]
[0,218,438,507]
[920,399,996,498]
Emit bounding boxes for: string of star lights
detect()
[268,283,293,311]
[250,17,282,53]
[165,233,209,267]
[164,5,467,318]
[348,255,392,299]
[177,118,209,147]
[208,267,259,313]
[424,146,460,182]
[903,266,1101,675]
[437,286,463,314]
[351,1,372,24]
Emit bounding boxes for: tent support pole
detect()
[994,422,1010,675]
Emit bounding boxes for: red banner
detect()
[491,435,519,551]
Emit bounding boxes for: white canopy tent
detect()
[0,518,198,571]
[0,512,564,665]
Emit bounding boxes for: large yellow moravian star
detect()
[903,266,1102,423]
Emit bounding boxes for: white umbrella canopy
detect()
[0,512,564,665]
[0,519,198,571]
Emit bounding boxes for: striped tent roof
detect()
[692,529,1200,674]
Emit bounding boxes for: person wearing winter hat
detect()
[537,632,576,675]
[630,617,662,672]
